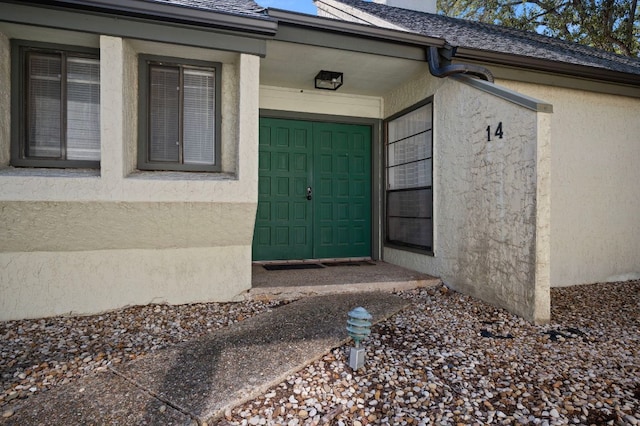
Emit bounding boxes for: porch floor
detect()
[249,260,440,300]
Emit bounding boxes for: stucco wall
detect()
[383,75,551,323]
[0,246,251,320]
[0,28,260,320]
[497,80,640,287]
[1,202,256,252]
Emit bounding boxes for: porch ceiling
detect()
[260,40,429,97]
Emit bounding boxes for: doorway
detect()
[252,118,372,261]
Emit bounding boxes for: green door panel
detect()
[253,119,313,261]
[313,122,371,259]
[253,118,371,261]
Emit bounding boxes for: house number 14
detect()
[487,122,504,141]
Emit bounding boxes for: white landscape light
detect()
[314,70,343,90]
[346,306,372,370]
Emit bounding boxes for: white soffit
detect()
[261,40,428,97]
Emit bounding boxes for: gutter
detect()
[11,0,279,36]
[269,9,498,84]
[267,8,446,48]
[428,46,494,82]
[455,47,640,87]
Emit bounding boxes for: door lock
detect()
[306,186,312,200]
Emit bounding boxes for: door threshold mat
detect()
[322,261,376,267]
[263,263,325,271]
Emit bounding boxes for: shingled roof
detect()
[327,0,640,78]
[19,0,275,31]
[148,0,268,19]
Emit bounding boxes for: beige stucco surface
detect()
[0,246,251,321]
[497,80,640,287]
[0,28,261,320]
[0,202,256,252]
[383,75,551,323]
[534,112,552,319]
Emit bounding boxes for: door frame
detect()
[258,109,383,261]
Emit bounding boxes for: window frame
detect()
[138,54,222,172]
[10,39,101,169]
[384,97,434,255]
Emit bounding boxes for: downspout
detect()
[428,46,494,82]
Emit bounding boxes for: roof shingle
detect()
[331,0,640,76]
[146,0,269,19]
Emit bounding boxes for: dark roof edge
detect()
[267,8,446,48]
[451,75,553,113]
[15,0,278,36]
[455,47,640,87]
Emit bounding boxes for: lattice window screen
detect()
[386,102,433,251]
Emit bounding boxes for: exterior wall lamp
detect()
[314,70,343,90]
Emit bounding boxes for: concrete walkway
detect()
[3,292,412,425]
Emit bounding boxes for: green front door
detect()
[253,118,372,261]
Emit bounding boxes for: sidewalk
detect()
[2,292,410,425]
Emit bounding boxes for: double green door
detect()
[252,118,372,261]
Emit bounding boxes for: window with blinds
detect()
[11,41,100,168]
[139,56,220,172]
[385,100,433,252]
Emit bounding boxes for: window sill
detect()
[0,166,100,178]
[127,170,237,182]
[384,243,434,257]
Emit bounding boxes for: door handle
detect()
[306,186,312,200]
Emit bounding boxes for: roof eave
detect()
[267,8,446,48]
[13,0,278,36]
[455,47,640,87]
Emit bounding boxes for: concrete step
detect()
[250,260,441,301]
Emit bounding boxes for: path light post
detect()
[346,307,372,370]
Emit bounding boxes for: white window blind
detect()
[25,50,100,163]
[28,53,62,158]
[183,69,215,165]
[66,57,100,161]
[149,66,180,163]
[148,65,215,166]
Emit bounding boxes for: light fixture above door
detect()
[314,70,343,90]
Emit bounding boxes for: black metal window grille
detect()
[385,100,433,252]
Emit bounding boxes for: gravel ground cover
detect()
[223,282,639,426]
[0,299,287,411]
[1,280,639,425]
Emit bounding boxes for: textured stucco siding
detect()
[0,29,261,320]
[0,246,251,321]
[383,76,551,323]
[0,202,256,252]
[497,80,640,287]
[534,112,551,319]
